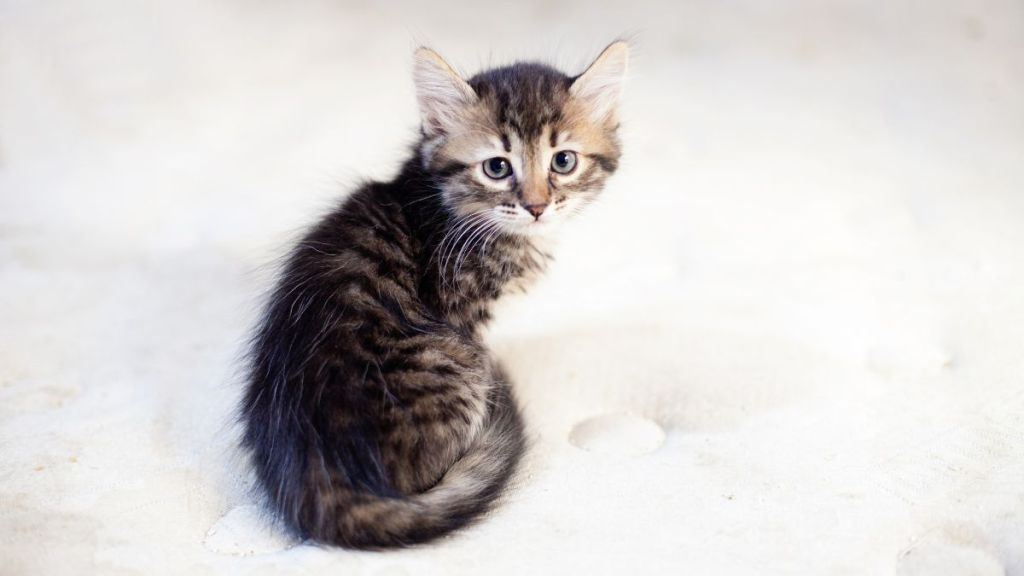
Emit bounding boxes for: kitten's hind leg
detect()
[374,333,495,494]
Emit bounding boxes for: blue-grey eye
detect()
[551,150,577,174]
[483,157,512,179]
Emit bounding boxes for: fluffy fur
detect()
[240,42,628,549]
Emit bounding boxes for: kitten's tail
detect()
[298,386,525,549]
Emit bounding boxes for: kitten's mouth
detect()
[488,203,564,237]
[502,218,557,237]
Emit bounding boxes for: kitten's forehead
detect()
[469,63,572,142]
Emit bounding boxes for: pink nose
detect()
[523,203,547,219]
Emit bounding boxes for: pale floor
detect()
[1,1,1023,574]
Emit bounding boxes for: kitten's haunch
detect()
[240,42,627,549]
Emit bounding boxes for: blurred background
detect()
[1,1,1023,574]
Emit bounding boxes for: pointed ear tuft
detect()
[413,48,477,137]
[570,41,630,123]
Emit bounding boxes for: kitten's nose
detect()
[523,203,548,220]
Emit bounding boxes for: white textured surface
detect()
[568,413,665,455]
[2,0,1023,574]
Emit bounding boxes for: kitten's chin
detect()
[501,219,562,239]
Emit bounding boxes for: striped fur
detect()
[240,43,627,549]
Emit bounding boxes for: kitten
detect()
[241,41,628,549]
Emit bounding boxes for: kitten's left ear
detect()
[413,47,477,137]
[570,41,630,123]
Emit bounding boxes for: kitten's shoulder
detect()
[311,179,407,235]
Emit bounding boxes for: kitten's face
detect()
[413,43,628,237]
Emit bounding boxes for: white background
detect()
[1,0,1023,574]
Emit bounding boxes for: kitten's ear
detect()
[570,41,630,123]
[413,47,477,137]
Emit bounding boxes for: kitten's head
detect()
[413,42,628,236]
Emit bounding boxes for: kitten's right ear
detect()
[413,48,476,138]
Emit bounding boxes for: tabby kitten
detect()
[241,41,628,549]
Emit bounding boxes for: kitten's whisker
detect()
[454,217,501,284]
[436,212,489,288]
[449,217,495,289]
[404,189,446,208]
[431,210,483,268]
[479,221,505,256]
[442,214,488,273]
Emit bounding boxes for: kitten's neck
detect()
[393,154,551,332]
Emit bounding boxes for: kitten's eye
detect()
[483,157,512,180]
[551,150,578,174]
